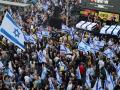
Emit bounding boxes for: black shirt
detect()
[114,85,120,90]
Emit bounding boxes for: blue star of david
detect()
[13,28,20,38]
[85,46,87,49]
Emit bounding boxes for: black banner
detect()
[81,0,120,13]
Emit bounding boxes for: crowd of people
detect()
[0,0,120,90]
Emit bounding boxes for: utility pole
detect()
[66,0,69,26]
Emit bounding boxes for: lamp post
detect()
[66,0,69,26]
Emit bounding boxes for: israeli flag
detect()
[105,69,114,90]
[48,77,55,90]
[116,64,120,77]
[76,66,81,80]
[85,72,91,88]
[41,67,47,80]
[36,31,42,40]
[0,61,4,69]
[60,44,72,54]
[92,79,103,90]
[103,48,115,59]
[60,44,67,54]
[24,34,36,44]
[8,68,14,77]
[78,41,91,53]
[94,40,103,49]
[110,60,120,78]
[42,31,50,37]
[69,28,75,40]
[0,12,25,50]
[62,24,70,33]
[56,71,62,86]
[37,50,46,63]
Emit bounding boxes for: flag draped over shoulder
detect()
[0,12,25,50]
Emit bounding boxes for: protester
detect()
[0,0,120,90]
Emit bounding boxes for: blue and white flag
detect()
[116,64,120,77]
[36,31,42,40]
[42,31,50,37]
[7,68,14,77]
[24,34,36,44]
[109,60,120,78]
[60,44,72,54]
[56,71,62,86]
[78,41,91,53]
[37,50,46,63]
[69,27,75,40]
[85,72,91,88]
[60,44,67,54]
[48,77,55,90]
[103,48,115,59]
[0,12,25,50]
[94,40,103,49]
[76,66,81,80]
[62,24,70,33]
[105,69,115,90]
[41,67,47,80]
[92,79,103,90]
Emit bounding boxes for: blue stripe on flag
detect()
[96,79,99,90]
[1,28,24,49]
[6,13,20,29]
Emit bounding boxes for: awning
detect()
[0,1,30,7]
[100,25,120,37]
[76,21,97,31]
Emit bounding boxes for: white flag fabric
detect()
[48,77,55,90]
[0,61,4,69]
[76,66,81,80]
[0,12,25,50]
[7,61,14,77]
[42,31,50,37]
[92,79,103,90]
[60,44,72,54]
[105,69,114,90]
[62,24,70,33]
[37,50,46,63]
[116,64,120,77]
[78,41,91,53]
[85,72,91,88]
[41,67,47,80]
[24,34,36,44]
[94,40,103,50]
[103,48,115,58]
[7,68,14,77]
[36,31,42,40]
[56,71,62,86]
